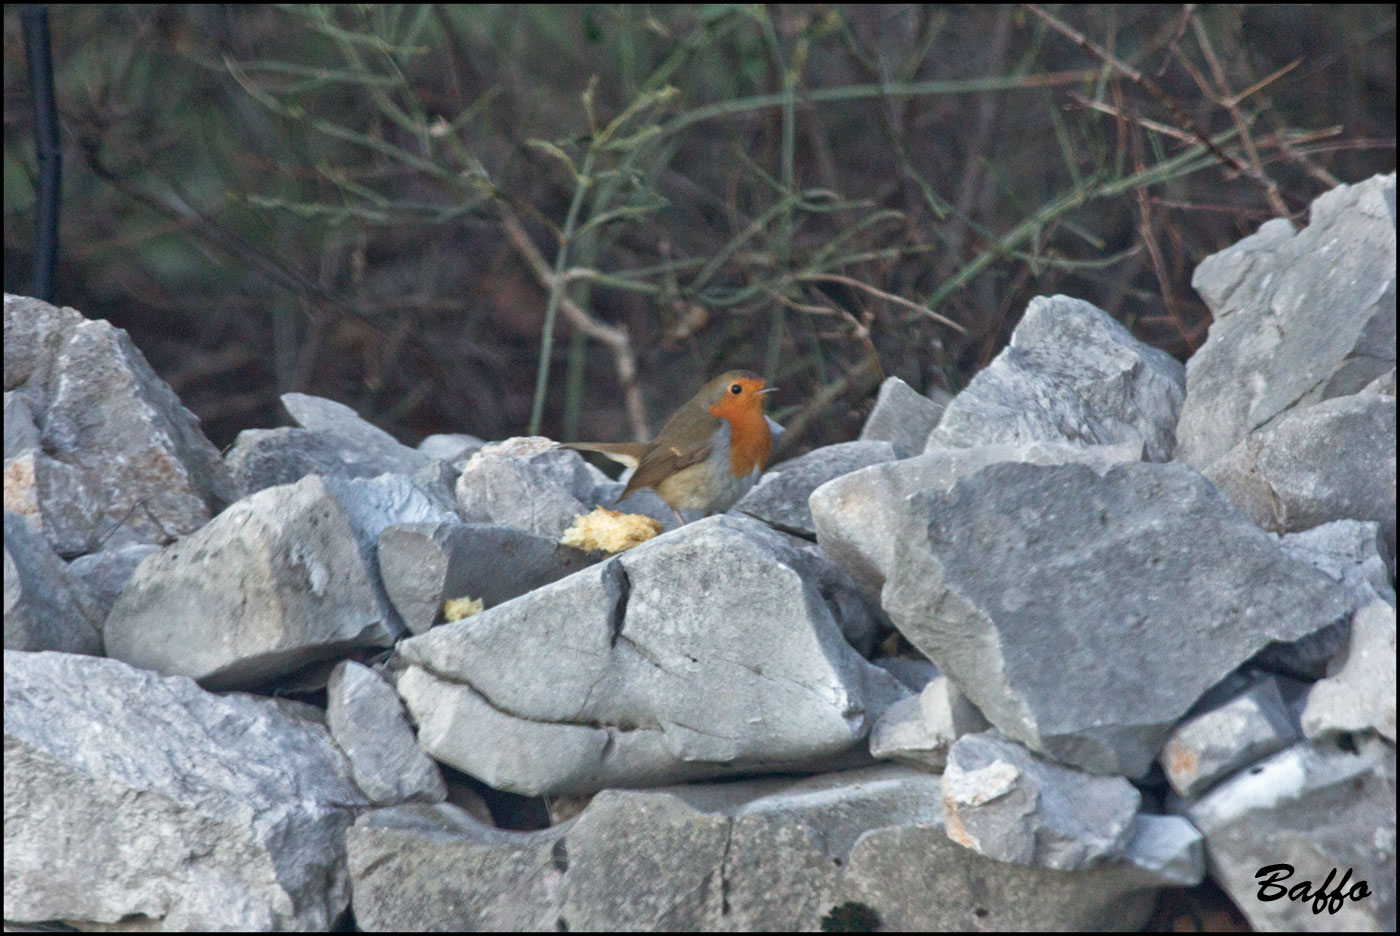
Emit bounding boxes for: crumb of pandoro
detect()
[443,595,485,621]
[560,507,663,553]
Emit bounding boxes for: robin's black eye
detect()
[730,383,742,394]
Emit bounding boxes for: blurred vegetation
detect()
[4,5,1395,454]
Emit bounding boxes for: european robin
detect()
[565,369,777,524]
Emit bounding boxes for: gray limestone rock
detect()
[377,520,599,634]
[1364,366,1397,396]
[1279,520,1395,609]
[1181,737,1396,932]
[225,393,437,495]
[417,432,486,463]
[871,656,939,692]
[320,473,459,635]
[883,460,1353,778]
[227,427,383,493]
[105,475,391,689]
[858,376,948,457]
[1121,813,1207,888]
[1206,391,1396,558]
[4,296,235,555]
[1159,676,1300,797]
[455,439,597,540]
[326,661,447,805]
[1177,173,1396,469]
[926,295,1186,461]
[3,390,40,458]
[348,803,561,931]
[733,440,898,537]
[941,730,1142,871]
[811,440,1141,595]
[393,516,908,795]
[782,543,890,657]
[4,293,86,403]
[347,765,1173,932]
[1301,599,1397,743]
[869,674,989,771]
[66,541,161,621]
[281,392,431,473]
[4,650,367,930]
[4,512,102,654]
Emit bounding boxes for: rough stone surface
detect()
[1122,813,1207,888]
[1206,391,1396,557]
[326,661,447,806]
[941,730,1142,871]
[225,393,436,495]
[280,392,432,473]
[348,803,561,931]
[858,376,947,456]
[66,542,161,622]
[417,432,486,463]
[393,516,907,795]
[883,460,1353,777]
[811,440,1140,594]
[4,296,236,555]
[1364,366,1397,396]
[733,440,897,536]
[410,457,462,509]
[869,674,989,771]
[1159,676,1300,797]
[4,512,102,655]
[377,520,599,634]
[871,656,939,692]
[782,541,890,657]
[4,651,366,930]
[456,439,597,539]
[1177,173,1397,469]
[4,293,86,403]
[320,473,458,635]
[348,766,1171,932]
[227,427,380,493]
[1301,599,1397,743]
[1279,520,1396,609]
[1182,737,1396,932]
[105,475,391,689]
[3,389,40,458]
[926,295,1185,461]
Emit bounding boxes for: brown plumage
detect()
[565,370,776,522]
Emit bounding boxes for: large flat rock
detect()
[348,765,1174,931]
[883,460,1353,778]
[4,651,367,930]
[393,516,907,795]
[105,475,392,689]
[4,295,235,556]
[1177,173,1396,469]
[926,295,1185,461]
[1206,391,1396,557]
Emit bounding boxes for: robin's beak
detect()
[758,387,778,395]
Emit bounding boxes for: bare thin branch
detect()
[501,210,649,440]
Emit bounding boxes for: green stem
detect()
[528,146,597,435]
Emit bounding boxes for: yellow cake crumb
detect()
[559,507,664,554]
[443,595,485,621]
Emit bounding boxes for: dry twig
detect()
[500,210,649,441]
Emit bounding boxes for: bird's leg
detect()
[670,506,687,527]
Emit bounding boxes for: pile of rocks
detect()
[5,173,1394,931]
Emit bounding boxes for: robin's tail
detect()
[561,441,649,470]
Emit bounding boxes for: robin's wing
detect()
[563,442,649,469]
[621,436,714,499]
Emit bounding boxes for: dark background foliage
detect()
[4,5,1395,456]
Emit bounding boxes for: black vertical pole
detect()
[23,5,61,303]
